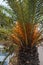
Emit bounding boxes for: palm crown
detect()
[7,0,43,48]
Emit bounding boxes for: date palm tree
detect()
[3,0,43,65]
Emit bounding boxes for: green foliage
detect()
[0,27,11,40]
[0,2,17,65]
[0,5,16,20]
[0,5,16,41]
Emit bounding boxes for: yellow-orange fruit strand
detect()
[12,22,25,41]
[32,24,40,46]
[33,25,39,39]
[11,34,21,46]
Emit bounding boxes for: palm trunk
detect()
[17,46,40,65]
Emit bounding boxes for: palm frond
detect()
[35,0,43,23]
[5,0,37,23]
[5,0,43,23]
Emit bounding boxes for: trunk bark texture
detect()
[17,46,40,65]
